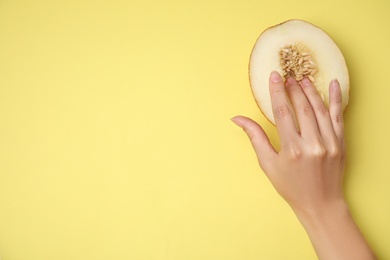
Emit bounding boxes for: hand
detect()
[232,71,375,259]
[233,71,345,214]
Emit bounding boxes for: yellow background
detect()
[0,0,389,259]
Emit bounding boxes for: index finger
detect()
[269,71,299,143]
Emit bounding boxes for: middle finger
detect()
[285,77,320,140]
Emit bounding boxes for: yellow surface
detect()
[0,0,389,259]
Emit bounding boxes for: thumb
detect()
[232,116,277,170]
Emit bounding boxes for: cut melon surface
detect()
[249,19,349,125]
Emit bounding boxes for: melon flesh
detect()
[249,19,349,125]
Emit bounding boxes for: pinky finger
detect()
[329,79,344,142]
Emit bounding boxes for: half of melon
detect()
[249,19,349,125]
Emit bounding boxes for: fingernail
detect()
[230,116,241,126]
[270,71,282,83]
[301,77,311,87]
[286,76,296,85]
[330,79,339,91]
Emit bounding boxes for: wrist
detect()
[292,199,376,260]
[293,198,350,227]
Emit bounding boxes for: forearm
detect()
[294,199,376,260]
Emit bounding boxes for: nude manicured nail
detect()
[270,71,282,83]
[301,78,311,87]
[286,76,296,85]
[230,116,242,127]
[330,79,339,91]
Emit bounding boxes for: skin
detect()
[232,71,376,260]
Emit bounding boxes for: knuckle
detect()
[274,104,290,119]
[247,131,256,142]
[271,87,285,95]
[317,106,329,116]
[288,145,302,160]
[331,114,343,124]
[299,104,313,115]
[328,145,341,159]
[311,143,327,158]
[243,127,256,142]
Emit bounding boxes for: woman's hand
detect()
[233,71,345,215]
[232,71,375,260]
